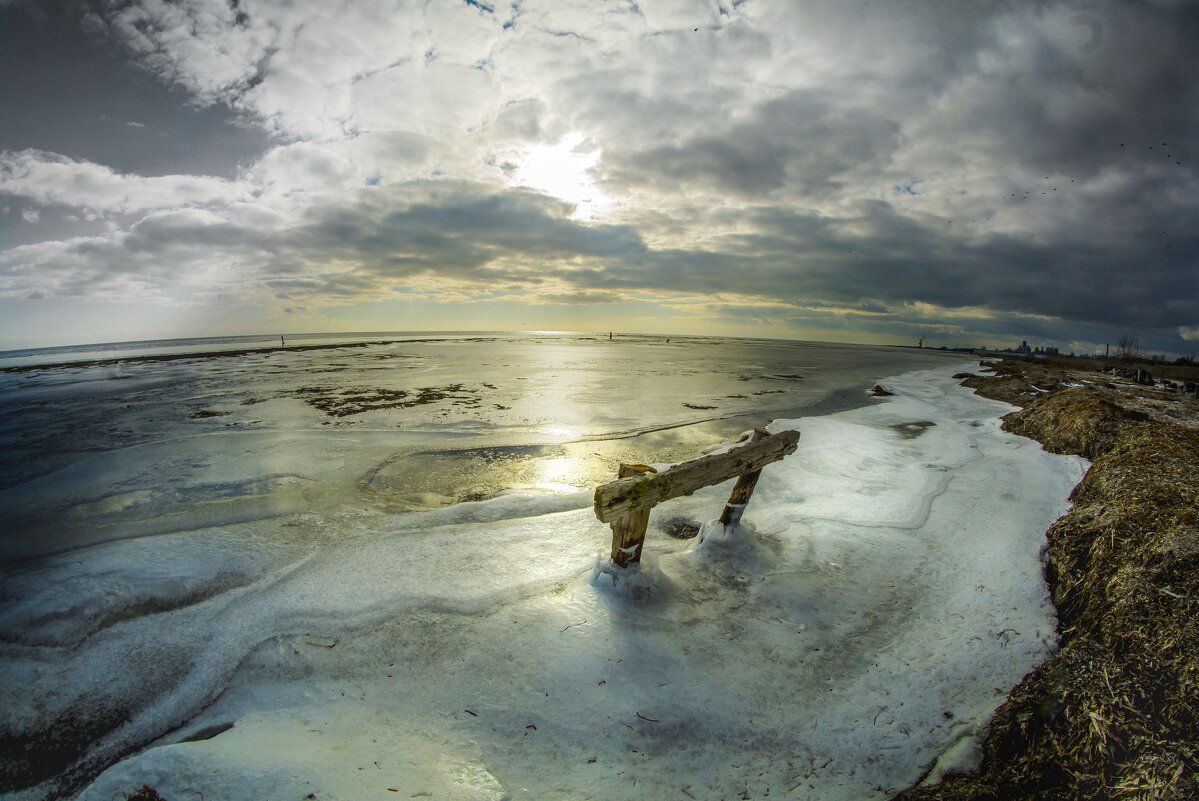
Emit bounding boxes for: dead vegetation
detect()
[295,383,482,416]
[188,409,230,419]
[900,359,1199,801]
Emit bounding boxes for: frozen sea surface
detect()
[0,337,1085,800]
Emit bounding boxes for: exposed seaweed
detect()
[295,383,481,416]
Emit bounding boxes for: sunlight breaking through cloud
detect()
[511,133,610,220]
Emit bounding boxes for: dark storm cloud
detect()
[539,187,1198,338]
[281,185,647,289]
[611,90,900,197]
[933,2,1199,178]
[488,1,1196,349]
[3,169,1196,352]
[0,183,648,301]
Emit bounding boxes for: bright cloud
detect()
[0,149,251,214]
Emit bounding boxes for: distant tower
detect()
[918,336,924,348]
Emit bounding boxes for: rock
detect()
[870,385,894,397]
[662,516,701,539]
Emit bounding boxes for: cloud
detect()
[2,0,1197,352]
[0,181,644,303]
[94,0,272,109]
[4,172,1190,339]
[86,0,504,140]
[20,208,39,222]
[0,149,251,214]
[610,90,900,198]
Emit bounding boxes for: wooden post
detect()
[719,429,768,526]
[593,431,799,567]
[610,463,656,567]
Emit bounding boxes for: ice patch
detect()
[691,518,760,559]
[77,712,508,801]
[922,729,985,785]
[390,487,592,530]
[0,527,295,647]
[590,552,672,602]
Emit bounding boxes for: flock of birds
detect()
[996,141,1183,205]
[837,139,1189,262]
[938,140,1186,243]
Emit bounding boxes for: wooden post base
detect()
[610,463,656,567]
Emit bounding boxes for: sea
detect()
[2,332,1033,800]
[0,331,960,561]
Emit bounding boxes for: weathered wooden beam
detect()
[593,429,800,524]
[609,463,656,567]
[719,429,768,526]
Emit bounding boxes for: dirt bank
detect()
[900,358,1199,800]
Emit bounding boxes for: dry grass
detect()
[898,361,1199,801]
[1004,390,1146,459]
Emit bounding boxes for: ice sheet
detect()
[1,361,1088,800]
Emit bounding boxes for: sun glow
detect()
[512,133,610,219]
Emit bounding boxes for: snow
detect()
[591,553,673,603]
[2,362,1088,801]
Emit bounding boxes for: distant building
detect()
[995,341,1058,357]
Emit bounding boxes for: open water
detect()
[0,332,960,562]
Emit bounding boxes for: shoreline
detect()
[0,333,970,374]
[899,358,1199,801]
[0,338,459,373]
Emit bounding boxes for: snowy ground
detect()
[4,363,1087,800]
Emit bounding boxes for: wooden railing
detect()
[592,428,800,566]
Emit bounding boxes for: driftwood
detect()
[593,428,799,566]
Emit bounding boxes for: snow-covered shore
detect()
[7,363,1087,800]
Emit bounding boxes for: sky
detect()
[0,0,1196,354]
